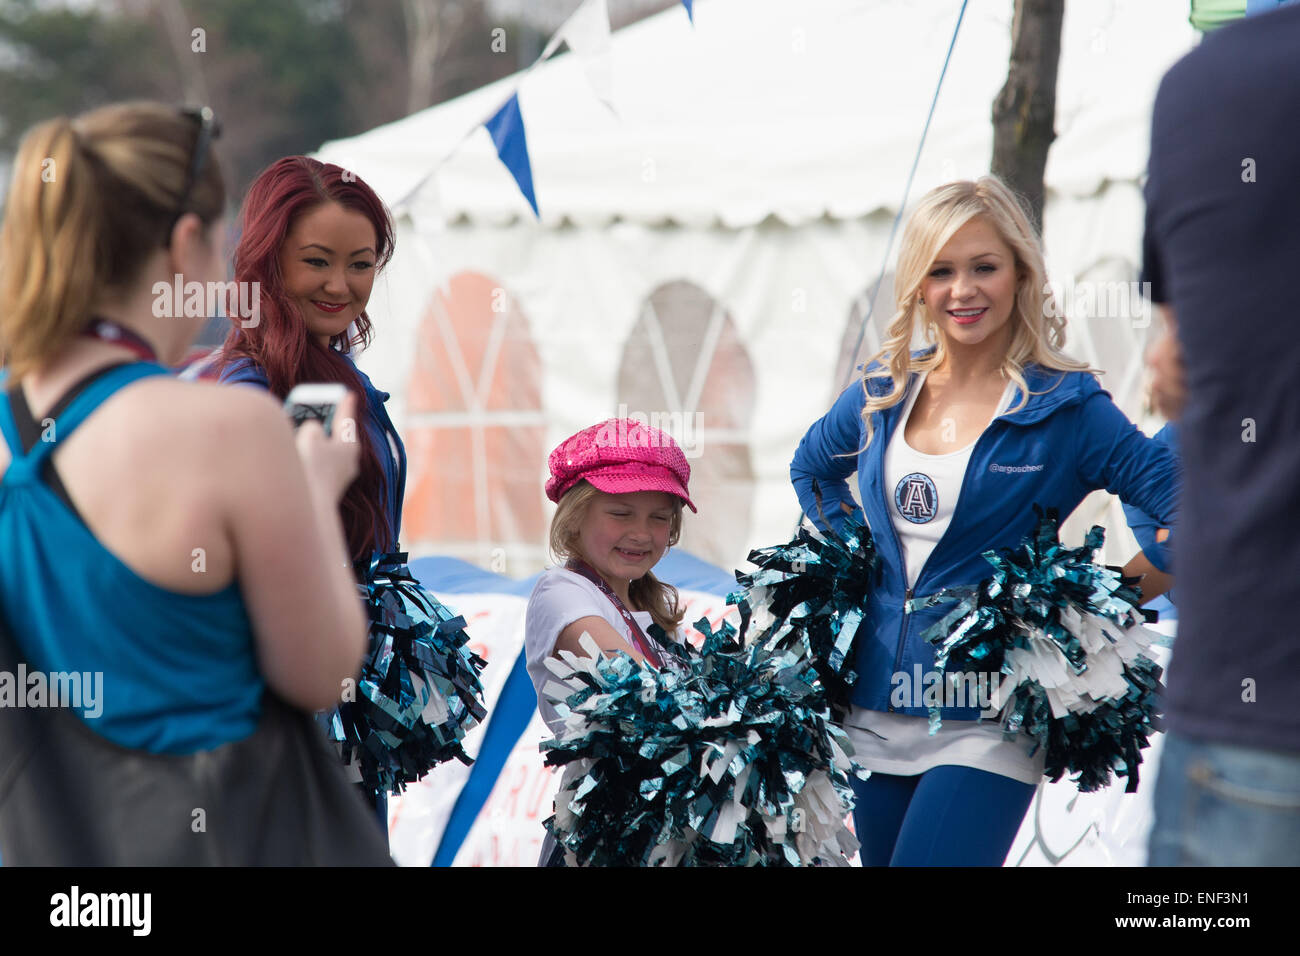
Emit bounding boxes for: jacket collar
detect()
[862,345,1096,427]
[335,349,392,404]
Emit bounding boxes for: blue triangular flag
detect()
[682,0,694,24]
[483,93,539,217]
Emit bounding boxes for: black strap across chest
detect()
[4,362,134,519]
[565,559,665,668]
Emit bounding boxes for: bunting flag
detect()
[403,0,687,218]
[483,93,539,217]
[542,0,615,112]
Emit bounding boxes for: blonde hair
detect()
[549,480,686,636]
[0,101,225,378]
[858,176,1094,448]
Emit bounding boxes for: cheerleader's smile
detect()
[949,307,988,325]
[577,490,676,595]
[278,200,379,347]
[921,216,1019,352]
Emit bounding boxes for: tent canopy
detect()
[310,0,1196,574]
[317,0,1197,228]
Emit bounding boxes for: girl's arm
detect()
[790,382,867,534]
[1122,549,1175,605]
[555,616,647,666]
[220,389,369,712]
[1073,389,1179,575]
[1119,424,1178,597]
[1122,488,1174,573]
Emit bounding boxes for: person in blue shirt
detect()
[211,158,468,832]
[213,156,405,565]
[1121,422,1178,615]
[790,177,1178,866]
[0,102,374,863]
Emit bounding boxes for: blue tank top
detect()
[0,362,264,754]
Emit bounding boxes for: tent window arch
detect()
[617,280,756,568]
[834,270,895,396]
[402,271,546,572]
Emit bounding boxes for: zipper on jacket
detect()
[881,369,1077,693]
[886,585,913,713]
[906,393,1015,597]
[881,383,1012,711]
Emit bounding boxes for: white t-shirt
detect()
[525,567,656,737]
[885,369,1016,589]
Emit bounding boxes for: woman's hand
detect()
[1121,550,1174,605]
[294,391,361,503]
[221,387,368,712]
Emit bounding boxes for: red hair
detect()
[214,156,397,563]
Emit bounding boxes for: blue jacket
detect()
[790,351,1179,720]
[1121,422,1179,580]
[220,352,407,554]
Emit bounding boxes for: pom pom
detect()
[325,552,487,796]
[728,498,879,718]
[540,620,863,866]
[917,508,1164,793]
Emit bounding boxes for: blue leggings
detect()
[851,765,1036,866]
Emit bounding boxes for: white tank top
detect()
[861,369,1042,786]
[885,369,1015,589]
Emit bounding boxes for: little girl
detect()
[524,418,696,863]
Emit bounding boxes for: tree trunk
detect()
[403,0,440,115]
[155,0,209,105]
[990,0,1064,235]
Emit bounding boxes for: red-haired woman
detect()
[215,157,400,563]
[213,157,484,833]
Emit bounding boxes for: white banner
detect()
[541,0,614,112]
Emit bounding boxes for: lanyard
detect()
[565,559,664,669]
[82,318,159,363]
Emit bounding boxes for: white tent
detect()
[316,0,1196,574]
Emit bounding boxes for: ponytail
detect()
[1,119,102,376]
[0,102,224,377]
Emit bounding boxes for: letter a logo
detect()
[894,473,938,523]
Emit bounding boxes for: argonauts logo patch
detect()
[894,472,938,523]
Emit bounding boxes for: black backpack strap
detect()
[4,362,134,521]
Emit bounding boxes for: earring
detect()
[918,295,925,304]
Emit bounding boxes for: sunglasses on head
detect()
[166,105,222,240]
